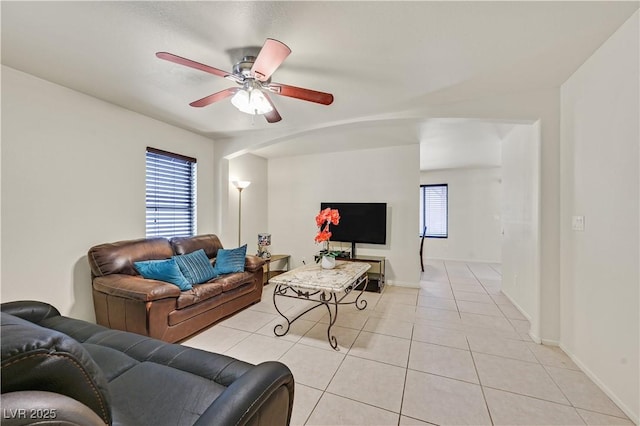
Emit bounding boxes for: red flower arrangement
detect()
[315,208,340,244]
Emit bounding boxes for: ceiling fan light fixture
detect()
[231,88,273,115]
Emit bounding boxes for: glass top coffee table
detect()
[269,261,370,350]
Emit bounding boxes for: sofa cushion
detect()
[213,245,247,275]
[88,237,173,277]
[174,249,219,285]
[82,343,138,382]
[134,258,192,290]
[176,282,224,309]
[216,271,255,293]
[171,234,223,259]
[108,362,226,426]
[38,315,112,343]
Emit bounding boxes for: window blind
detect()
[420,184,448,238]
[145,147,197,238]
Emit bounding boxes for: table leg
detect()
[273,284,291,337]
[321,291,339,350]
[273,284,327,339]
[343,274,368,311]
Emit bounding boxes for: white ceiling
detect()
[2,1,637,170]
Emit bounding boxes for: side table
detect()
[336,255,386,293]
[263,254,291,284]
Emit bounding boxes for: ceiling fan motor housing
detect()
[233,56,272,86]
[233,56,256,77]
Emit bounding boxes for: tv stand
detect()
[336,254,386,293]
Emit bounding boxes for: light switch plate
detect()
[572,215,585,231]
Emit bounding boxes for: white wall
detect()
[420,167,502,263]
[500,123,540,338]
[1,66,216,322]
[560,11,639,422]
[268,144,420,286]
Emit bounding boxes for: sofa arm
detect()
[194,361,294,426]
[1,312,112,424]
[93,274,181,302]
[0,301,60,325]
[0,391,105,426]
[244,255,266,273]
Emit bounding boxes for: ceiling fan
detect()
[156,39,334,123]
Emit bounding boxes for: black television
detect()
[320,202,387,255]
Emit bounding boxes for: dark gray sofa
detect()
[0,301,294,425]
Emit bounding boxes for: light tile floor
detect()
[183,260,634,425]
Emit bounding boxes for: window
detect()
[419,184,448,238]
[146,147,197,238]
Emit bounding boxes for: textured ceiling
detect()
[2,1,637,169]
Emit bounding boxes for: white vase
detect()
[321,255,336,269]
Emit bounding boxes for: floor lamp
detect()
[232,180,251,247]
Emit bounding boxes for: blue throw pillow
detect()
[213,244,247,275]
[173,249,218,285]
[134,258,192,291]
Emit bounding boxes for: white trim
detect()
[527,332,542,344]
[502,291,532,322]
[386,280,420,288]
[560,343,639,424]
[502,288,542,344]
[421,256,501,264]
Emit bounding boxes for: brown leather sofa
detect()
[88,234,266,343]
[1,301,294,425]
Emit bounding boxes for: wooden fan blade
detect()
[268,83,334,105]
[190,87,239,108]
[251,39,291,82]
[156,52,233,79]
[263,93,282,123]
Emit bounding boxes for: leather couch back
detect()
[88,237,173,277]
[171,234,223,259]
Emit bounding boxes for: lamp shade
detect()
[258,233,271,246]
[231,89,273,115]
[231,180,251,190]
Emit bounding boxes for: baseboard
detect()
[525,331,541,344]
[423,256,501,264]
[386,280,420,288]
[499,290,542,343]
[502,294,637,423]
[500,291,532,322]
[559,343,639,425]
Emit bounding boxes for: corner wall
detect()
[560,11,639,422]
[267,144,420,286]
[500,123,540,336]
[1,66,216,322]
[420,167,502,263]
